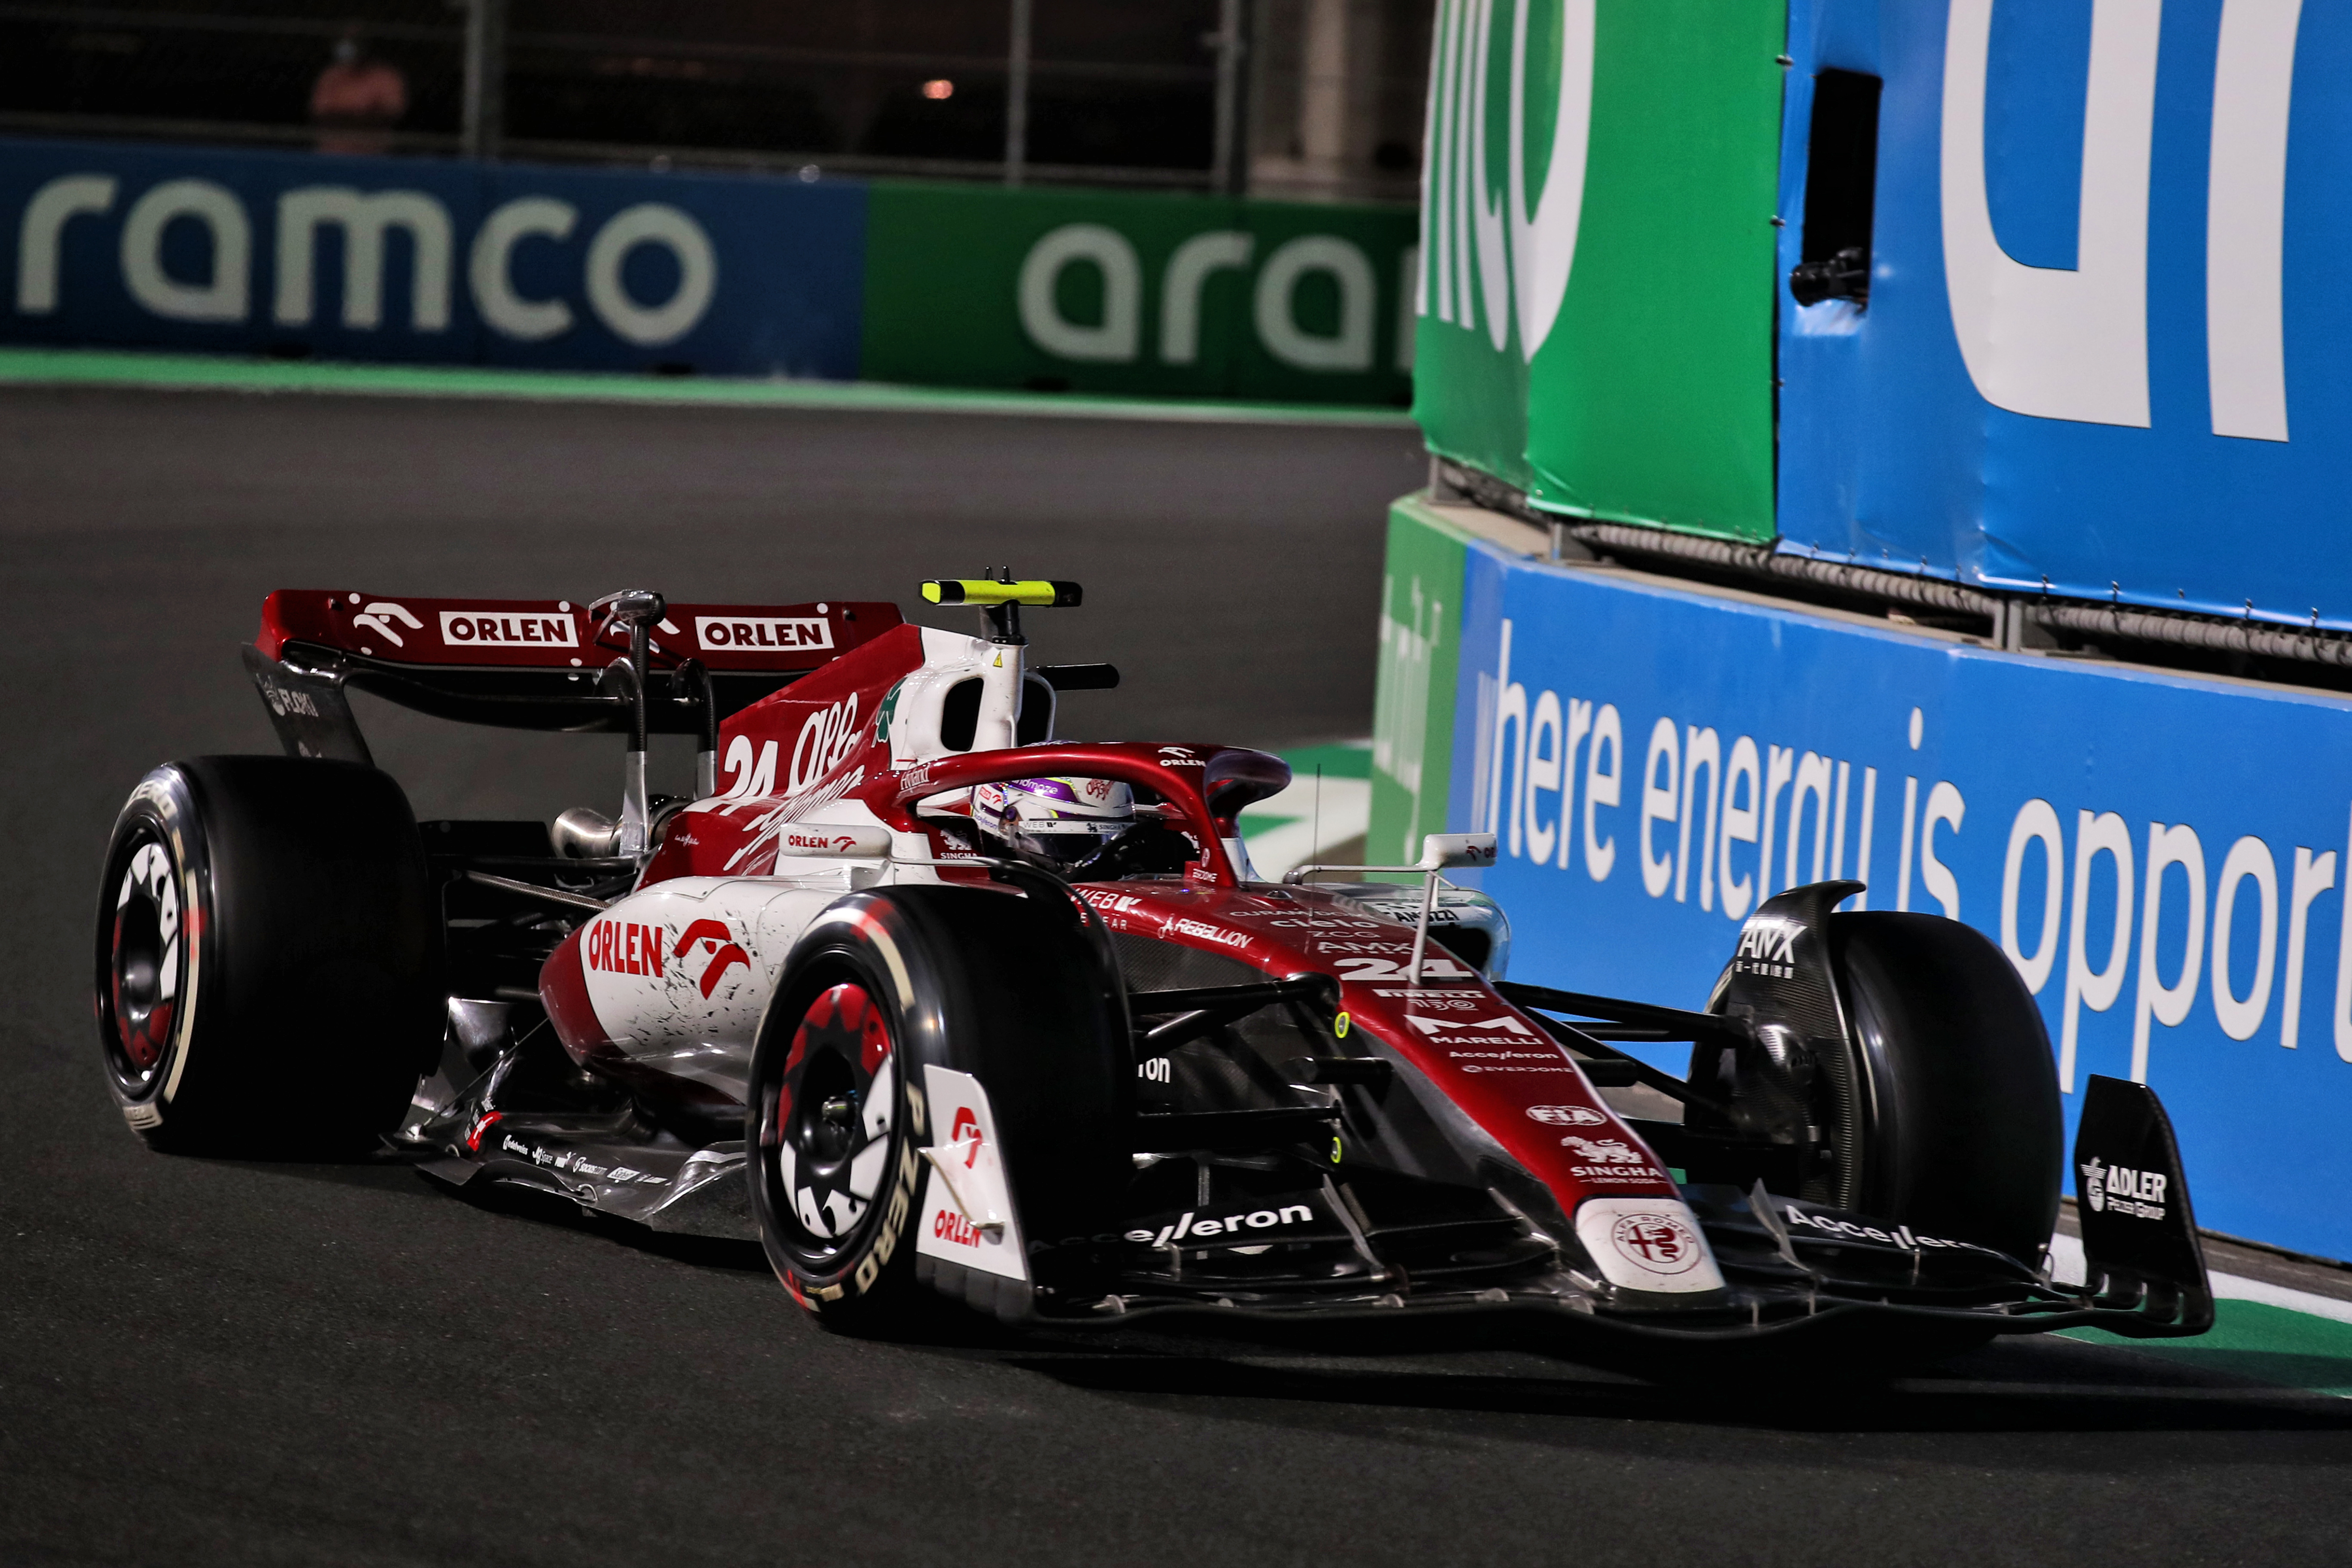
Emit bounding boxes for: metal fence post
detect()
[462,0,507,161]
[1211,0,1250,196]
[1004,0,1031,186]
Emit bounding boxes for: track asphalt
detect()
[6,377,2352,1566]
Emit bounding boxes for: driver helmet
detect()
[973,775,1134,866]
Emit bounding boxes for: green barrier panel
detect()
[1412,0,1782,540]
[861,182,1416,407]
[1368,495,1472,867]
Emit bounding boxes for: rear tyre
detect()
[747,884,1131,1333]
[94,756,441,1153]
[1830,911,2064,1263]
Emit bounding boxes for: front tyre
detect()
[747,884,1131,1333]
[1830,911,2064,1262]
[94,756,441,1153]
[757,974,928,1326]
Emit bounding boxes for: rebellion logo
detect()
[439,608,577,648]
[1163,916,1250,950]
[696,616,833,653]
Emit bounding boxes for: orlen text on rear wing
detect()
[246,590,903,768]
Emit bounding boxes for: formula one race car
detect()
[95,576,2213,1357]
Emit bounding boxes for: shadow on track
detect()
[982,1348,2352,1438]
[217,1145,2352,1443]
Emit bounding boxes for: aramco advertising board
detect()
[0,135,1415,405]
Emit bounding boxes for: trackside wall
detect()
[1378,493,2352,1262]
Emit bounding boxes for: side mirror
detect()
[1418,833,1497,871]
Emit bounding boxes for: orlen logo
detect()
[781,828,861,854]
[674,919,750,998]
[584,920,665,978]
[949,1106,983,1166]
[931,1104,989,1248]
[1527,1105,1608,1127]
[351,600,422,647]
[440,609,579,648]
[789,694,862,794]
[696,616,833,653]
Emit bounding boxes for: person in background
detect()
[310,28,407,155]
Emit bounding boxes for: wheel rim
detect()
[761,980,900,1270]
[104,828,184,1090]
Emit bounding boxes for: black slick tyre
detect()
[94,756,441,1154]
[1828,911,2064,1263]
[746,883,1131,1333]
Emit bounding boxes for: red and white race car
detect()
[95,576,2212,1354]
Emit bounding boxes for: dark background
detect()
[0,0,1433,196]
[0,0,1225,173]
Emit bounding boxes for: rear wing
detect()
[247,589,903,766]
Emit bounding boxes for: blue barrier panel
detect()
[1778,0,2352,632]
[1447,538,2352,1260]
[0,136,864,377]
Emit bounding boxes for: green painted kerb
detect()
[0,346,1412,428]
[2066,1298,2352,1400]
[1369,494,1472,866]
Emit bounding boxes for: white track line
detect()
[2046,1231,2352,1326]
